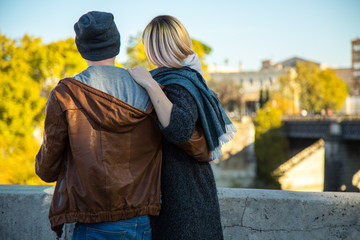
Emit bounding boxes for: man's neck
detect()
[86,57,115,67]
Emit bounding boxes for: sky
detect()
[0,0,359,71]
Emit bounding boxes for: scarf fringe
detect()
[210,123,237,160]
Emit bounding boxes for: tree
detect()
[124,33,155,70]
[258,88,270,108]
[319,68,348,112]
[0,34,87,184]
[0,34,47,184]
[294,62,348,113]
[254,103,282,136]
[33,37,87,94]
[191,39,212,79]
[0,34,46,142]
[295,62,324,113]
[276,68,300,115]
[254,103,288,189]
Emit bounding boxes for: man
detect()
[35,11,162,239]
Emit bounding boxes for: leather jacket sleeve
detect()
[35,90,68,183]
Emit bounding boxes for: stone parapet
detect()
[1,185,359,240]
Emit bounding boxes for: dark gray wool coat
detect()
[151,84,224,240]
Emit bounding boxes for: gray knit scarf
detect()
[151,67,236,160]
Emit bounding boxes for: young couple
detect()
[35,11,236,240]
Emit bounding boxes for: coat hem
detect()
[50,205,161,237]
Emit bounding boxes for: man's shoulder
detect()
[115,66,132,78]
[95,65,134,81]
[115,66,127,72]
[51,78,82,99]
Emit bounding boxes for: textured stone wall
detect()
[275,139,325,192]
[218,188,360,240]
[1,185,359,240]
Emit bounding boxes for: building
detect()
[335,67,360,114]
[209,56,315,114]
[335,68,352,88]
[352,38,360,95]
[209,49,360,115]
[336,38,360,114]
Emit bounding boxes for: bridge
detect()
[282,116,360,192]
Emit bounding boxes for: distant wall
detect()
[275,139,325,192]
[1,185,359,240]
[212,117,256,188]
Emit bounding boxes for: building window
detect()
[354,62,360,69]
[354,44,360,51]
[354,53,360,60]
[354,71,360,77]
[269,77,273,85]
[249,78,253,85]
[239,78,243,83]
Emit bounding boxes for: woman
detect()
[128,15,236,240]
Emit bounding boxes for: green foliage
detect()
[295,62,348,113]
[254,104,288,189]
[33,38,87,94]
[38,38,86,79]
[0,135,44,184]
[0,34,46,184]
[254,104,282,136]
[254,129,288,188]
[0,34,46,142]
[295,62,323,112]
[0,33,86,184]
[191,39,212,78]
[276,68,300,115]
[259,89,270,108]
[124,33,155,70]
[319,68,348,112]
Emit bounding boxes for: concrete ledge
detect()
[1,185,360,240]
[218,188,360,239]
[0,185,74,240]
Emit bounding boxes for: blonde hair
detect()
[142,15,194,68]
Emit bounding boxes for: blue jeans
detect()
[72,215,151,240]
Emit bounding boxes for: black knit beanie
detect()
[74,11,120,61]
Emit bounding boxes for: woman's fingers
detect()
[127,66,156,89]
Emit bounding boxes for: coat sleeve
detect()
[35,90,68,183]
[160,84,199,145]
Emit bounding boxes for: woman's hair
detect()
[142,15,194,68]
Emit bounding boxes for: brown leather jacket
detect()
[35,78,162,237]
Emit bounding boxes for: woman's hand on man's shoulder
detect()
[127,65,156,89]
